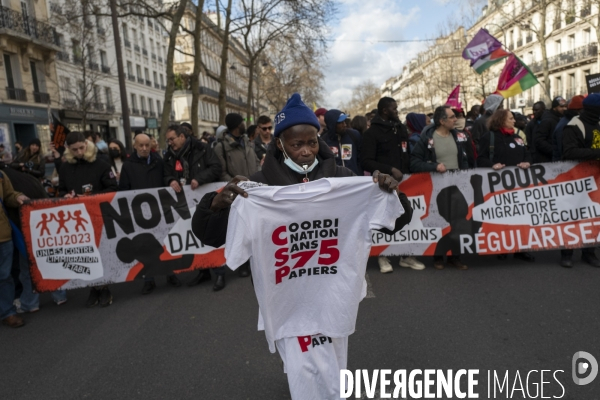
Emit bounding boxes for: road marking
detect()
[365,273,375,298]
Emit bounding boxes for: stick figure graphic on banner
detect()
[36,213,52,236]
[435,174,484,256]
[52,210,70,234]
[69,210,89,232]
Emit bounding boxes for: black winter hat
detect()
[29,138,41,147]
[551,96,566,108]
[225,113,244,132]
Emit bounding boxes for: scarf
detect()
[499,127,515,136]
[454,118,466,131]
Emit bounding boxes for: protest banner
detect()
[586,73,600,94]
[21,161,600,292]
[22,182,226,292]
[373,161,600,258]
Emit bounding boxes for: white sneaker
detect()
[399,256,426,270]
[378,256,393,273]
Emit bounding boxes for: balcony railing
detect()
[6,87,27,101]
[131,108,139,115]
[101,65,110,74]
[145,79,152,86]
[56,51,69,62]
[124,39,131,48]
[106,104,115,113]
[134,44,140,52]
[63,98,76,108]
[33,91,50,103]
[530,43,598,73]
[199,86,219,99]
[0,6,59,48]
[141,110,149,116]
[154,83,160,89]
[137,77,144,84]
[128,74,135,81]
[581,6,591,17]
[92,102,104,111]
[149,111,156,117]
[142,48,148,56]
[88,61,99,71]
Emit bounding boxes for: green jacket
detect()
[213,133,260,181]
[0,171,24,243]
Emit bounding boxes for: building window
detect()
[105,87,112,106]
[100,50,108,67]
[136,64,142,78]
[122,23,129,40]
[131,93,137,109]
[127,61,133,75]
[140,96,146,111]
[156,99,161,114]
[4,53,16,89]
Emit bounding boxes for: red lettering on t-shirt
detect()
[272,225,288,246]
[298,336,312,352]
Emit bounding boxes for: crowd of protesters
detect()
[1,90,600,328]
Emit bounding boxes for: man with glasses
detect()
[253,115,273,162]
[411,106,470,270]
[163,125,225,290]
[532,96,567,164]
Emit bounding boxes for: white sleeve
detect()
[224,208,252,270]
[368,190,404,231]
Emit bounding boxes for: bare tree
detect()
[337,80,381,117]
[260,37,325,112]
[215,0,234,124]
[159,0,189,145]
[189,0,206,138]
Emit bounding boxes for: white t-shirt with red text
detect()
[225,177,403,352]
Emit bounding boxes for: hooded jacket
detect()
[552,110,579,161]
[562,116,600,160]
[58,140,117,197]
[213,133,260,181]
[12,149,45,178]
[164,137,222,187]
[360,115,410,175]
[191,138,414,248]
[410,125,469,172]
[322,110,362,175]
[118,151,165,191]
[533,109,562,163]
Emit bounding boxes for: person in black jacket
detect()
[191,94,413,400]
[58,131,117,308]
[361,97,421,273]
[323,109,362,176]
[533,96,566,163]
[561,93,600,268]
[525,101,545,150]
[477,109,536,263]
[552,95,584,161]
[163,125,225,289]
[118,133,183,293]
[411,106,469,270]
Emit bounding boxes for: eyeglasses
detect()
[166,136,176,143]
[261,126,273,131]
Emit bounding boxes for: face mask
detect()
[109,149,120,158]
[279,139,319,177]
[97,140,108,151]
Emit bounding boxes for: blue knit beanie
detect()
[274,93,321,137]
[583,93,600,107]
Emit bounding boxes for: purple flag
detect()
[462,29,503,66]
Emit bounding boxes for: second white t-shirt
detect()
[225,176,404,352]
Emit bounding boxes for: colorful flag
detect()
[472,48,511,74]
[496,54,539,98]
[463,29,509,74]
[445,85,462,109]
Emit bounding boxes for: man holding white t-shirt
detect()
[192,93,413,400]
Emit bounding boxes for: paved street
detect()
[2,250,600,400]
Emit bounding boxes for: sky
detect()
[322,0,480,109]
